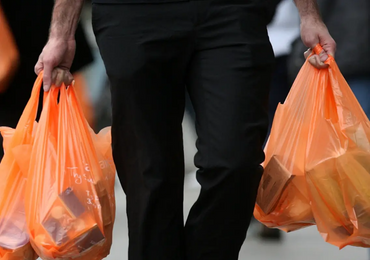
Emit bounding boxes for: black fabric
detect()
[93,0,188,3]
[265,55,289,144]
[93,1,274,259]
[91,0,275,13]
[264,0,283,24]
[1,1,54,121]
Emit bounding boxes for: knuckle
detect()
[304,36,317,47]
[43,56,55,66]
[43,60,53,66]
[34,65,41,74]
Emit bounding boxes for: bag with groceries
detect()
[24,73,116,260]
[0,76,41,260]
[254,45,370,248]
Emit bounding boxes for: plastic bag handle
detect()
[68,85,96,151]
[0,72,43,212]
[312,44,324,55]
[312,44,334,64]
[18,72,43,120]
[67,85,103,177]
[5,72,43,149]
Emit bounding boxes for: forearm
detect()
[294,0,322,22]
[49,0,84,41]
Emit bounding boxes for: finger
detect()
[54,69,64,87]
[304,48,312,59]
[56,70,74,87]
[43,64,53,92]
[323,39,336,58]
[34,58,44,75]
[313,55,329,69]
[318,50,329,63]
[308,55,329,69]
[65,72,74,86]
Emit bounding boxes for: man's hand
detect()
[35,38,75,91]
[34,0,84,91]
[301,17,336,69]
[294,0,336,69]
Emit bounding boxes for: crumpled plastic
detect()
[255,45,370,248]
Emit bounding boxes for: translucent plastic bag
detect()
[254,47,320,232]
[304,47,370,248]
[255,45,370,248]
[0,76,41,260]
[24,75,116,260]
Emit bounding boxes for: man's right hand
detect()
[35,38,76,91]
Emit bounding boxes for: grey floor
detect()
[107,116,369,260]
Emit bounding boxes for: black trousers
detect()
[92,1,274,259]
[265,55,290,145]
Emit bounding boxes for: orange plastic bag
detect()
[72,72,95,128]
[254,46,321,232]
[0,76,42,260]
[255,44,370,248]
[0,5,19,92]
[24,74,116,260]
[303,47,370,248]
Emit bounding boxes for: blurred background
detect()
[0,0,369,259]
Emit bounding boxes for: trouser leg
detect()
[92,3,194,259]
[184,1,274,259]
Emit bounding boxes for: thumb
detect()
[43,64,53,92]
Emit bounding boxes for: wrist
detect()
[294,0,322,24]
[48,34,75,43]
[49,28,76,42]
[300,13,322,24]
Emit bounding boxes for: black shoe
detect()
[259,226,282,241]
